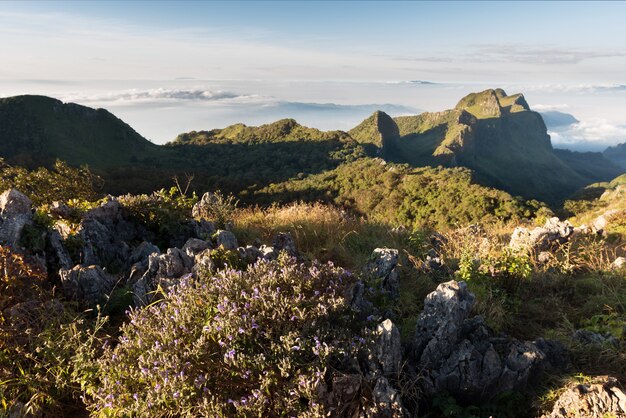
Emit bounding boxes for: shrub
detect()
[0,246,105,416]
[0,159,103,205]
[85,255,362,417]
[193,190,238,229]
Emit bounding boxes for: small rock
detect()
[215,229,238,250]
[272,232,297,256]
[238,245,263,263]
[363,376,407,418]
[612,257,626,270]
[130,241,160,265]
[0,189,32,217]
[259,244,277,260]
[572,329,618,347]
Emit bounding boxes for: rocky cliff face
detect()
[368,89,613,203]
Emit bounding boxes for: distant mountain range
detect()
[0,91,623,204]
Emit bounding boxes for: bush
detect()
[193,190,238,229]
[85,255,362,417]
[0,246,105,416]
[0,159,103,205]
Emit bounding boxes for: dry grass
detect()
[232,202,417,270]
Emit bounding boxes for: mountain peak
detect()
[349,110,399,148]
[455,89,504,118]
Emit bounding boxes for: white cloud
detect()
[549,118,626,151]
[60,88,260,105]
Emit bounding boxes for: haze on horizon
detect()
[1,0,625,150]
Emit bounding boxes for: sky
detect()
[0,1,625,150]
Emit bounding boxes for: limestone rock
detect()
[133,248,193,306]
[272,232,297,257]
[238,245,263,263]
[510,217,574,252]
[365,248,400,298]
[612,257,626,270]
[363,377,407,418]
[215,229,238,250]
[371,319,402,377]
[182,238,210,257]
[543,376,626,418]
[413,280,560,401]
[0,189,33,248]
[59,264,115,307]
[49,201,73,219]
[573,329,618,347]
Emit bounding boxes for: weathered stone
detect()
[573,329,618,347]
[188,218,216,240]
[59,264,115,306]
[238,245,263,263]
[215,229,238,250]
[182,238,210,257]
[272,232,297,256]
[363,377,407,418]
[0,189,32,248]
[364,248,400,298]
[46,230,73,270]
[192,248,215,276]
[510,217,574,252]
[612,256,626,270]
[592,209,622,234]
[132,248,193,306]
[543,376,626,418]
[259,244,277,260]
[130,241,160,265]
[77,198,136,270]
[413,280,560,401]
[371,319,402,377]
[53,220,73,239]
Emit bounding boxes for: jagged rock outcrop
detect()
[78,198,135,270]
[510,217,574,253]
[59,264,115,307]
[543,376,626,418]
[132,247,193,306]
[364,248,400,298]
[349,110,399,149]
[46,230,73,271]
[0,189,33,248]
[412,280,562,401]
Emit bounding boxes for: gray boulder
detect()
[612,256,626,270]
[133,248,193,306]
[182,238,210,257]
[259,244,277,260]
[0,189,33,248]
[510,217,574,253]
[572,329,618,347]
[188,218,216,241]
[543,376,626,417]
[363,377,407,418]
[413,280,559,401]
[238,245,263,264]
[78,198,135,270]
[192,248,215,276]
[215,229,238,250]
[364,248,400,298]
[272,232,297,257]
[371,319,402,377]
[59,264,115,307]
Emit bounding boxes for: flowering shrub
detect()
[86,254,362,417]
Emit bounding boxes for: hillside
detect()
[0,95,159,168]
[604,142,626,168]
[355,89,620,203]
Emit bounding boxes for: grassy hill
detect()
[604,142,626,168]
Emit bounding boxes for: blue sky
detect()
[0,1,625,149]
